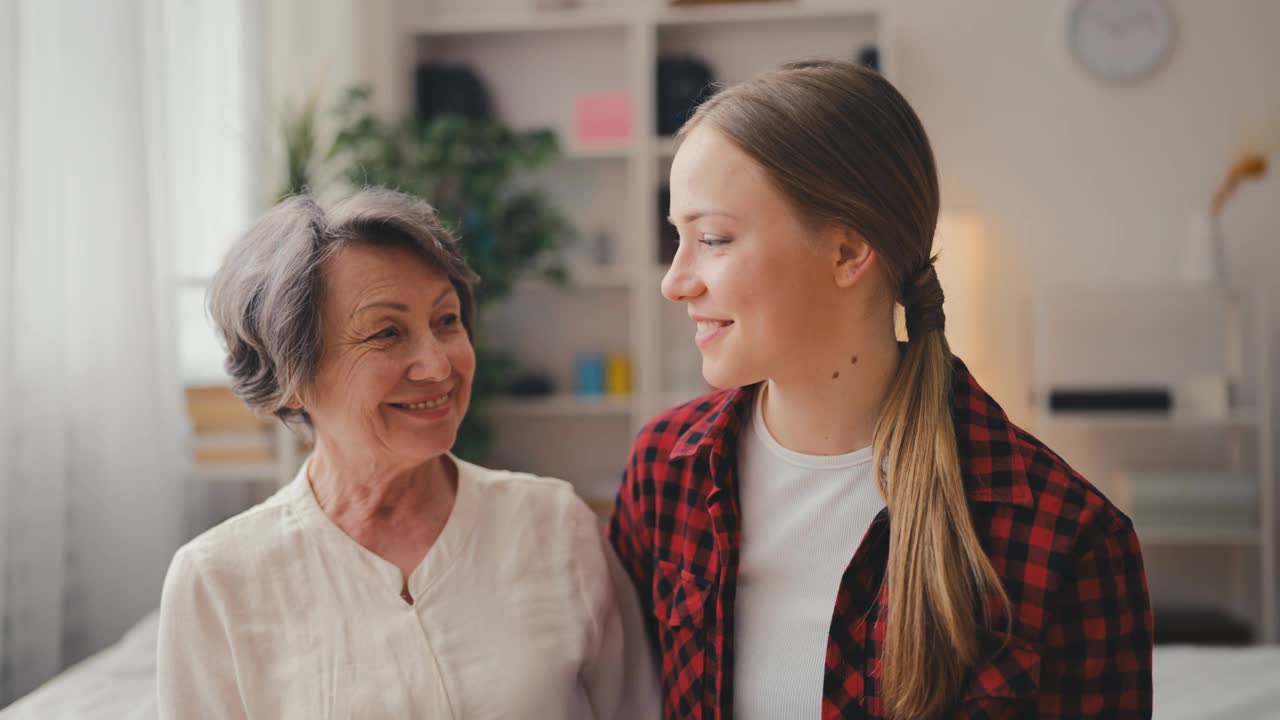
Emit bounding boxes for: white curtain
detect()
[0,0,255,704]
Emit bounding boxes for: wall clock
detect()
[1067,0,1176,85]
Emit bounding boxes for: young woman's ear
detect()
[830,228,877,289]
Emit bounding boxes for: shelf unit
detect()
[1032,286,1275,643]
[1038,409,1261,431]
[488,395,633,417]
[403,2,880,35]
[388,1,885,502]
[183,385,306,491]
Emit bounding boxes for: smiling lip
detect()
[690,314,733,349]
[388,390,454,419]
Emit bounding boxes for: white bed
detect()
[2,613,1278,719]
[1151,645,1280,719]
[0,612,158,720]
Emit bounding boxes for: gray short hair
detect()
[208,188,480,427]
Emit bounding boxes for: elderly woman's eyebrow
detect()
[349,288,456,319]
[350,301,408,319]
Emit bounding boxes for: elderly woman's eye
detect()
[437,313,461,329]
[366,327,399,342]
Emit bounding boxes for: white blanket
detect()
[1152,645,1280,719]
[3,612,1279,719]
[0,611,158,720]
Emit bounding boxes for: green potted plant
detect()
[280,86,574,461]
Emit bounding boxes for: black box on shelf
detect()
[1048,388,1172,414]
[1154,606,1253,645]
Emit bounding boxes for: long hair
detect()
[678,61,1009,717]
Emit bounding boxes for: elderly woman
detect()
[157,189,658,719]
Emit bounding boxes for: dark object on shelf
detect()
[669,0,791,5]
[593,230,614,266]
[658,186,678,264]
[856,45,880,72]
[1154,606,1252,645]
[657,55,717,136]
[506,373,555,397]
[1049,388,1171,414]
[415,64,492,123]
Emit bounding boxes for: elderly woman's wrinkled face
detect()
[304,243,474,465]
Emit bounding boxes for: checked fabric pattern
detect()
[609,355,1153,719]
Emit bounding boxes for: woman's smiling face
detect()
[662,125,848,389]
[303,243,475,464]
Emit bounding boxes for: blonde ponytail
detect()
[873,264,1010,718]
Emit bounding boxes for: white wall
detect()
[276,1,1280,439]
[260,0,406,202]
[884,0,1280,630]
[885,0,1280,422]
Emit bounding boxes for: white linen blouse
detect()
[156,455,659,719]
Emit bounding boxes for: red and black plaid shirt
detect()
[608,356,1153,719]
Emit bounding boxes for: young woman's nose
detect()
[661,242,704,303]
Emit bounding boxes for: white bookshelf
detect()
[1040,409,1262,431]
[406,6,632,35]
[489,395,633,417]
[405,2,879,35]
[387,0,885,502]
[1139,528,1262,547]
[1032,286,1276,643]
[653,1,877,25]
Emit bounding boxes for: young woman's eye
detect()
[699,234,730,247]
[366,327,399,342]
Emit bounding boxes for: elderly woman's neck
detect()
[305,442,457,524]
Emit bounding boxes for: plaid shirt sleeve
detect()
[1037,521,1152,718]
[955,518,1154,719]
[607,433,660,649]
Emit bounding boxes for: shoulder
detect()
[997,423,1154,663]
[949,359,1136,551]
[459,456,588,517]
[169,485,298,577]
[630,388,738,465]
[159,486,301,621]
[458,458,613,585]
[1008,420,1137,546]
[961,415,1149,641]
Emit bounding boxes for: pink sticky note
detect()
[574,92,634,146]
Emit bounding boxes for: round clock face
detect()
[1068,0,1176,85]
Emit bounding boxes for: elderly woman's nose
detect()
[406,334,452,382]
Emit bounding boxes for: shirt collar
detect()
[668,385,754,461]
[668,353,1034,508]
[950,356,1035,508]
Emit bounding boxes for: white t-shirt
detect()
[156,455,659,720]
[734,390,886,719]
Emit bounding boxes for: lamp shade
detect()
[933,212,990,377]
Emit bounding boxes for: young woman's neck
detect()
[761,329,900,456]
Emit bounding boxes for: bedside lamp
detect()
[933,212,991,379]
[895,213,991,378]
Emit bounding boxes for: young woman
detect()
[608,61,1153,719]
